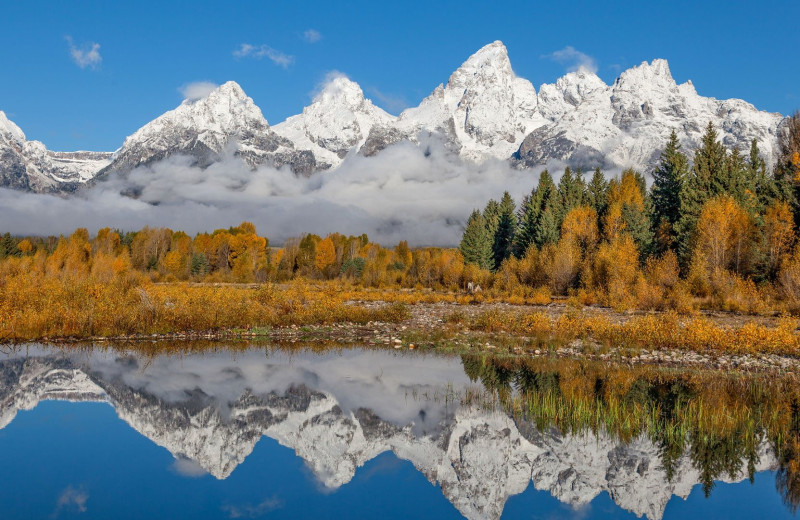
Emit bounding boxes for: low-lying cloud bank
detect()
[1,141,572,246]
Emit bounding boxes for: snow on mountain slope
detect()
[515,59,783,170]
[536,68,609,122]
[273,75,395,170]
[0,41,787,193]
[98,81,317,178]
[363,41,547,162]
[0,111,112,192]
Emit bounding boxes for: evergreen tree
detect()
[623,200,654,258]
[722,147,755,211]
[676,122,728,262]
[459,210,493,270]
[492,192,516,270]
[190,253,210,276]
[515,193,531,224]
[749,139,774,214]
[558,166,585,213]
[533,171,563,248]
[775,111,800,227]
[483,199,501,239]
[513,191,538,257]
[531,170,557,222]
[296,234,319,272]
[535,203,561,248]
[512,170,563,253]
[0,233,17,259]
[586,167,609,217]
[651,130,688,253]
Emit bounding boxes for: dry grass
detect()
[0,276,408,341]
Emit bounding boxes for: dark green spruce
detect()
[460,210,493,270]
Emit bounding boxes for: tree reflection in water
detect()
[461,353,800,510]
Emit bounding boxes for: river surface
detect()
[0,344,795,519]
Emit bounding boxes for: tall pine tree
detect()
[676,122,728,262]
[460,210,493,270]
[749,138,775,215]
[513,191,538,257]
[722,147,756,211]
[586,167,609,217]
[492,192,516,270]
[511,170,565,252]
[651,130,688,254]
[0,233,17,259]
[483,199,501,240]
[775,111,800,228]
[558,167,586,214]
[533,171,563,248]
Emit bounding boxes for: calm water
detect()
[0,344,795,520]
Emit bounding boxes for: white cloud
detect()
[54,486,88,515]
[302,29,322,43]
[178,81,219,101]
[66,36,102,69]
[233,44,294,68]
[85,348,470,461]
[543,46,597,73]
[222,498,282,518]
[309,70,349,100]
[0,139,586,247]
[170,458,209,477]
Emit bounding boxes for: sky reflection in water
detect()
[0,345,795,519]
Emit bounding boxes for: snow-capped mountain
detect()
[515,58,784,169]
[0,348,780,520]
[97,81,317,178]
[0,41,787,193]
[363,41,546,162]
[273,75,395,170]
[0,111,112,192]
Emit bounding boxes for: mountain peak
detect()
[450,41,513,85]
[274,73,392,168]
[189,80,251,109]
[615,59,676,90]
[0,111,26,143]
[465,40,509,64]
[214,80,247,99]
[311,74,366,109]
[154,79,268,131]
[554,68,607,92]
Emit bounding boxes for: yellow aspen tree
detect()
[112,250,132,275]
[694,195,752,274]
[16,239,33,255]
[163,250,183,277]
[793,152,800,182]
[315,237,337,275]
[764,201,796,274]
[561,206,599,251]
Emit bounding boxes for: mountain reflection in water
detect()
[0,344,798,520]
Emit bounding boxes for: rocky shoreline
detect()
[24,300,800,375]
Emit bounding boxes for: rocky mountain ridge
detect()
[0,111,112,192]
[0,41,786,193]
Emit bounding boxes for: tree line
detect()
[1,115,799,315]
[460,116,800,312]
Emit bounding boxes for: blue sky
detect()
[1,0,797,152]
